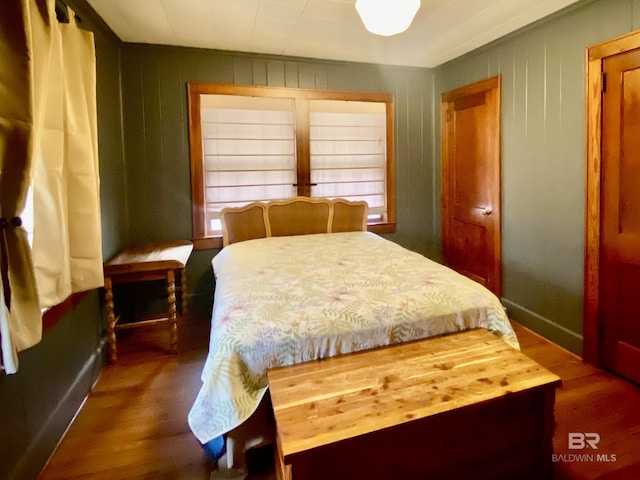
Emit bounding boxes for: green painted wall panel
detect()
[297,62,317,89]
[217,56,235,83]
[233,57,254,85]
[252,59,268,86]
[142,51,168,241]
[314,65,329,90]
[95,32,127,255]
[266,59,286,86]
[121,48,150,244]
[197,51,220,82]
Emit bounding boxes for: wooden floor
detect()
[39,315,640,480]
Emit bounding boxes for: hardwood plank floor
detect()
[514,323,640,480]
[39,316,640,479]
[39,314,214,480]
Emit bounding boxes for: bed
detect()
[188,197,519,466]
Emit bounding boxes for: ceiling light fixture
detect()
[355,0,421,37]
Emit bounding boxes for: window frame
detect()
[187,82,396,250]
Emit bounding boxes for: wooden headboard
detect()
[220,197,369,247]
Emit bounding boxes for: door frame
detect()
[584,29,640,365]
[440,75,502,297]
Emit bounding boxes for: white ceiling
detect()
[86,0,583,68]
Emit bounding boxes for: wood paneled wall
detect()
[435,0,640,354]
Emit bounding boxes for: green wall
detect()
[434,0,640,353]
[0,1,126,479]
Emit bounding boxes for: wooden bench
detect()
[267,329,561,480]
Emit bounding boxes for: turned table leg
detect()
[167,269,178,353]
[180,267,188,314]
[104,275,117,363]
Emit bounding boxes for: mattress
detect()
[188,231,518,444]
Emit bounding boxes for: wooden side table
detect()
[103,240,193,363]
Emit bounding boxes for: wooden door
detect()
[441,76,502,296]
[600,50,640,384]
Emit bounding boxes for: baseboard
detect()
[502,298,583,356]
[8,337,107,480]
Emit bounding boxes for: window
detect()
[188,83,396,249]
[198,94,297,236]
[309,100,388,224]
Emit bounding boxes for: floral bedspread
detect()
[188,232,519,444]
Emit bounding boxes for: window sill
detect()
[42,291,89,332]
[368,222,396,235]
[193,237,223,250]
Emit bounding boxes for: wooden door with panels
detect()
[586,32,640,384]
[441,76,502,297]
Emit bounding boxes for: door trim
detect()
[441,75,502,297]
[584,29,640,365]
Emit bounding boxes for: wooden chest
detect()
[267,328,561,480]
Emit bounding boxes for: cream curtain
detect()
[0,0,103,374]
